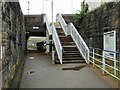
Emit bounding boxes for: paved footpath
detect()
[19,51,111,88]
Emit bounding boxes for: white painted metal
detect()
[52,24,63,64]
[67,23,90,64]
[90,48,120,80]
[104,31,116,76]
[44,14,52,35]
[44,14,51,53]
[56,13,67,36]
[104,31,116,59]
[56,14,90,64]
[44,14,62,64]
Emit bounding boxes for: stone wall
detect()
[63,2,120,52]
[77,2,120,52]
[0,1,2,89]
[1,2,26,88]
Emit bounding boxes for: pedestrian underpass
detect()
[0,1,120,89]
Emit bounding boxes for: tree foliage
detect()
[74,2,89,24]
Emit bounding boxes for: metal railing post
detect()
[102,50,105,75]
[118,53,120,88]
[114,53,116,76]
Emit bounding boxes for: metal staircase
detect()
[44,14,90,64]
[54,23,85,64]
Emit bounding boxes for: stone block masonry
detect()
[0,1,26,88]
[62,2,120,52]
[75,2,120,52]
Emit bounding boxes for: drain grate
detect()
[62,65,86,71]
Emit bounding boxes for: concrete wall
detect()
[1,2,26,88]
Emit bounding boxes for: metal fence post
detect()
[102,50,105,75]
[114,53,116,76]
[118,53,120,88]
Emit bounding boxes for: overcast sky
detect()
[19,0,82,21]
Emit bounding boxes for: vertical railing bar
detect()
[114,53,116,76]
[102,50,105,75]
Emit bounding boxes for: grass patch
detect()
[91,56,119,80]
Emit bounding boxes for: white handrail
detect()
[44,14,63,64]
[56,13,68,36]
[67,23,90,64]
[44,14,52,35]
[56,14,90,64]
[89,47,120,80]
[52,24,63,64]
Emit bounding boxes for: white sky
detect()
[19,0,82,21]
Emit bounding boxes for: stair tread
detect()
[54,23,61,28]
[63,45,76,47]
[63,57,84,61]
[54,23,85,64]
[62,42,74,43]
[63,53,80,54]
[55,60,85,63]
[63,54,82,57]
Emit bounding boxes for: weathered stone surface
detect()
[0,1,26,88]
[77,2,120,52]
[63,2,120,52]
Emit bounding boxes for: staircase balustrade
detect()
[52,24,63,64]
[56,13,68,36]
[44,14,52,35]
[56,13,90,64]
[44,14,63,64]
[67,23,89,64]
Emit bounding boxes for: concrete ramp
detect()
[19,51,111,88]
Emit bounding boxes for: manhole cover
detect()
[62,65,86,71]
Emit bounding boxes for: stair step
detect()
[63,53,80,55]
[63,52,81,55]
[55,60,85,64]
[65,50,80,54]
[62,60,85,63]
[63,55,82,58]
[63,45,76,47]
[63,54,81,56]
[58,33,65,36]
[62,42,75,45]
[54,23,61,28]
[63,47,78,51]
[60,37,73,42]
[62,57,84,60]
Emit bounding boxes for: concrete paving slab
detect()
[19,52,111,88]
